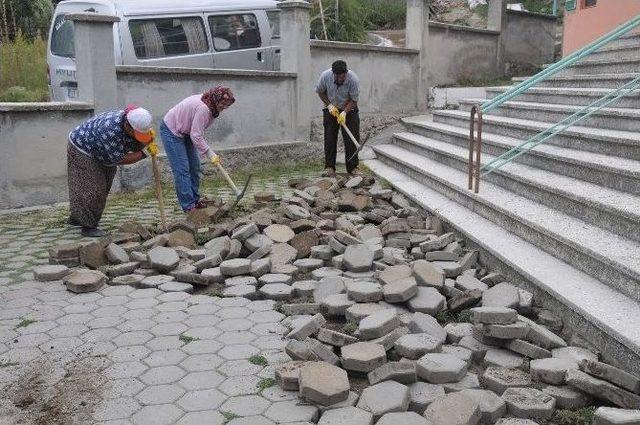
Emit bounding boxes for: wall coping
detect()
[0,102,94,112]
[310,39,419,54]
[66,13,120,23]
[116,66,297,78]
[278,1,312,10]
[506,9,558,21]
[429,21,500,36]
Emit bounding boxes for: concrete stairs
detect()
[366,34,640,374]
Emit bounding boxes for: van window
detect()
[266,11,280,39]
[129,17,208,59]
[51,15,75,58]
[208,14,261,51]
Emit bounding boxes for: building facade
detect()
[563,0,640,56]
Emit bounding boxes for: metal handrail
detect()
[483,15,640,113]
[481,75,640,176]
[467,14,640,193]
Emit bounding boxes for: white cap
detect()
[126,108,153,133]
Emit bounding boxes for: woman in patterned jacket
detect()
[67,106,158,237]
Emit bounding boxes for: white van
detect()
[48,0,281,101]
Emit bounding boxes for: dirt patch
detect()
[2,353,109,425]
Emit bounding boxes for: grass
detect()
[361,0,406,30]
[543,407,596,425]
[221,411,240,422]
[249,355,268,366]
[178,334,199,344]
[0,361,19,368]
[256,377,276,391]
[0,33,49,102]
[340,321,358,335]
[435,309,472,325]
[15,318,37,329]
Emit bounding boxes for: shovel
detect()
[214,163,252,216]
[338,119,370,163]
[150,154,167,231]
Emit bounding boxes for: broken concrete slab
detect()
[542,385,592,410]
[458,389,506,424]
[444,323,473,344]
[148,246,180,273]
[299,361,350,406]
[579,359,640,394]
[287,313,326,341]
[566,369,640,409]
[264,224,295,243]
[321,293,355,316]
[413,260,445,288]
[306,338,340,365]
[105,243,130,264]
[219,258,251,276]
[530,357,578,385]
[476,322,529,340]
[484,349,526,370]
[482,282,519,308]
[442,372,481,393]
[408,313,447,343]
[270,243,299,266]
[63,269,107,293]
[317,328,358,347]
[471,307,518,325]
[408,382,445,414]
[368,361,417,385]
[314,277,346,303]
[275,361,307,390]
[379,264,412,285]
[343,244,374,272]
[33,265,70,282]
[593,407,640,425]
[346,280,383,303]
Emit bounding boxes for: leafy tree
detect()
[1,0,53,41]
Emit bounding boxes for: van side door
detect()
[120,14,212,68]
[207,12,269,70]
[264,10,281,71]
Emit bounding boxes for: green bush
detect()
[0,86,48,102]
[311,0,368,43]
[0,32,49,102]
[360,0,406,30]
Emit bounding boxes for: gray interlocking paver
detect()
[92,305,128,318]
[131,404,184,425]
[218,318,253,332]
[180,353,224,372]
[126,298,160,310]
[179,370,225,390]
[113,331,154,347]
[122,309,156,320]
[82,327,121,342]
[158,292,191,303]
[93,397,142,421]
[103,378,146,399]
[177,388,227,411]
[264,400,320,423]
[217,331,257,345]
[185,304,220,315]
[150,322,188,336]
[183,326,223,340]
[182,339,223,355]
[183,314,220,328]
[143,349,188,367]
[146,336,184,351]
[118,319,156,332]
[136,384,186,405]
[105,361,148,379]
[11,332,51,348]
[218,344,260,360]
[108,345,151,362]
[220,395,272,417]
[219,375,262,396]
[97,295,130,306]
[154,311,188,323]
[39,336,83,352]
[218,359,264,377]
[177,411,226,425]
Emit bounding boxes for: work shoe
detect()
[349,167,364,176]
[81,227,105,238]
[321,167,336,177]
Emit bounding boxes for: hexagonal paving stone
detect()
[220,395,272,417]
[102,378,146,399]
[299,361,350,406]
[136,384,186,405]
[182,339,223,355]
[93,397,142,421]
[416,353,468,384]
[218,375,262,396]
[179,370,225,391]
[424,392,482,425]
[356,380,410,420]
[341,342,386,373]
[218,344,260,360]
[140,365,186,385]
[501,387,556,420]
[217,307,251,319]
[264,400,320,423]
[143,349,187,367]
[217,331,257,345]
[177,411,226,425]
[177,388,227,412]
[180,354,224,372]
[317,406,374,425]
[108,345,151,362]
[218,319,254,332]
[131,403,184,425]
[218,360,264,377]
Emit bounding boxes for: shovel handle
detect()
[340,121,361,150]
[151,155,167,230]
[216,163,240,195]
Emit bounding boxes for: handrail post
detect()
[468,105,483,193]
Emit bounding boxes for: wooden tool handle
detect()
[151,155,167,230]
[216,163,240,195]
[340,122,361,149]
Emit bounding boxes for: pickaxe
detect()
[213,162,252,216]
[338,119,371,163]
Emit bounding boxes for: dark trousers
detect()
[323,108,360,173]
[67,144,116,228]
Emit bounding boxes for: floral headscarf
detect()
[201,86,235,118]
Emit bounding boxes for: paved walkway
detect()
[0,165,321,424]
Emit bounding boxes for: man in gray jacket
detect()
[315,60,362,177]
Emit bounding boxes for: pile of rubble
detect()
[33,173,640,424]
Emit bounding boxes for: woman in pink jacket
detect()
[160,87,235,212]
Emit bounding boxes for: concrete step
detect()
[582,44,640,62]
[459,98,640,132]
[431,109,640,160]
[609,32,640,49]
[564,58,640,76]
[365,154,640,376]
[512,73,638,89]
[485,86,640,108]
[391,128,640,242]
[377,139,640,302]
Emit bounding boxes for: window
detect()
[584,0,597,7]
[129,17,208,59]
[266,10,280,39]
[566,0,576,10]
[51,15,75,58]
[208,14,261,51]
